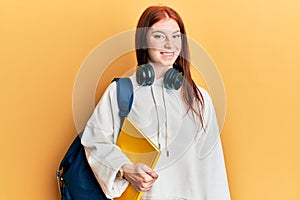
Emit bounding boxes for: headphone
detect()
[136,64,184,90]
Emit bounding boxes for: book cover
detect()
[115,117,161,200]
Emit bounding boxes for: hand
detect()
[121,163,158,192]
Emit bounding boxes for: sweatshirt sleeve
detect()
[81,82,132,199]
[196,88,231,200]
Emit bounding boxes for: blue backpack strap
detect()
[115,78,134,132]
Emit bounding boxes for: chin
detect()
[158,59,176,66]
[162,61,176,67]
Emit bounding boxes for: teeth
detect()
[162,52,173,56]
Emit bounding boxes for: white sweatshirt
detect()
[81,75,231,200]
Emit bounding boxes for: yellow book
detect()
[115,117,161,200]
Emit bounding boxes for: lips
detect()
[161,52,174,58]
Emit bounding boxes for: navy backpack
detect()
[56,78,133,200]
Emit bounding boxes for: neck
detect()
[149,62,172,79]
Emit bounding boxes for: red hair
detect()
[135,6,204,126]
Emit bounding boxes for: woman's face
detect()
[146,18,182,68]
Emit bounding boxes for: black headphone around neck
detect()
[136,64,184,90]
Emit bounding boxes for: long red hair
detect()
[135,6,204,126]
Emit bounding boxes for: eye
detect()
[153,33,165,40]
[172,33,181,39]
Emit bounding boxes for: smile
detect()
[161,52,175,58]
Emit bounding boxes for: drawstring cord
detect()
[150,84,170,157]
[151,85,161,149]
[162,86,169,157]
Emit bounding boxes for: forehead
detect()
[150,18,180,32]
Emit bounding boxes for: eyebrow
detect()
[151,30,180,34]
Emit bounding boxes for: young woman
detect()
[82,6,230,200]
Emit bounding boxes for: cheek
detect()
[147,38,164,49]
[175,40,182,50]
[147,48,159,61]
[175,42,182,55]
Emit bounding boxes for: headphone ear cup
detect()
[136,64,155,86]
[163,68,184,90]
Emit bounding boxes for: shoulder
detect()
[102,76,137,97]
[101,76,137,101]
[101,80,117,99]
[94,80,119,108]
[196,86,216,119]
[197,86,212,104]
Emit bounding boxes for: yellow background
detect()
[1,0,300,199]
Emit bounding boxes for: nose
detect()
[164,37,173,49]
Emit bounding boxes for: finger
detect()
[140,164,159,179]
[145,170,159,179]
[133,182,151,192]
[141,173,156,183]
[140,186,152,192]
[139,183,153,192]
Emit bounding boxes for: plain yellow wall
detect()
[1,0,300,199]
